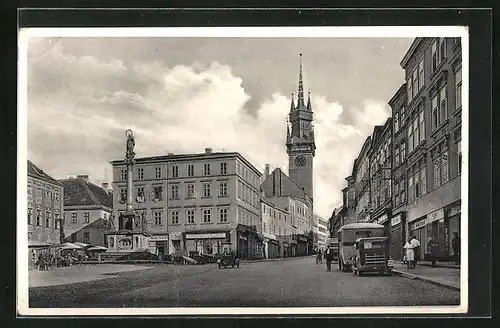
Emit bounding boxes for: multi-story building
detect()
[27,160,64,268]
[315,215,328,249]
[354,137,373,223]
[399,37,462,261]
[59,175,113,246]
[110,149,263,260]
[368,118,393,234]
[260,195,293,258]
[389,83,409,261]
[260,167,313,256]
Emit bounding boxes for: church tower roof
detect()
[295,53,307,111]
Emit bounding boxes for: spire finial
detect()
[290,93,295,113]
[307,90,312,111]
[297,53,305,108]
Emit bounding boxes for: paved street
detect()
[29,256,459,308]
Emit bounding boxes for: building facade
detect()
[60,175,113,246]
[389,83,409,261]
[110,149,263,260]
[261,196,296,258]
[315,215,328,249]
[368,118,393,246]
[354,137,373,223]
[400,37,462,261]
[27,160,64,268]
[260,167,314,255]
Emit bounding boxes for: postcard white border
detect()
[17,26,469,316]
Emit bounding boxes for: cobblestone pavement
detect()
[29,257,460,308]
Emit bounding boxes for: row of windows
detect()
[27,183,61,207]
[407,110,425,154]
[239,207,259,229]
[27,208,60,228]
[121,162,230,181]
[237,180,259,208]
[168,207,230,225]
[236,162,259,189]
[407,58,425,104]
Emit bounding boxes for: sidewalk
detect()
[392,262,461,291]
[29,264,154,288]
[415,260,460,269]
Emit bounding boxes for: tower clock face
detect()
[295,155,307,167]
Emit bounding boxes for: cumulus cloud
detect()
[25,37,392,219]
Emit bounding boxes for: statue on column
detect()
[126,129,135,162]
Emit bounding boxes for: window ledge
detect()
[201,222,213,225]
[218,195,229,198]
[429,61,447,81]
[201,196,212,199]
[430,119,449,138]
[218,221,230,224]
[169,198,180,201]
[185,223,196,225]
[170,223,181,226]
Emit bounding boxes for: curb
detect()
[418,264,461,270]
[392,269,460,291]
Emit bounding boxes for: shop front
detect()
[149,234,169,260]
[295,234,308,256]
[446,201,461,260]
[409,208,448,261]
[168,232,183,256]
[267,238,280,258]
[390,213,406,261]
[185,231,229,256]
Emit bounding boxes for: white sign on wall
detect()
[391,215,402,227]
[150,235,169,241]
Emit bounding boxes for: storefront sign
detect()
[448,204,461,217]
[170,232,182,240]
[411,217,428,231]
[391,215,402,227]
[428,209,444,224]
[376,214,388,225]
[150,235,169,241]
[186,232,227,239]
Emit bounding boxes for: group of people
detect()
[404,232,461,269]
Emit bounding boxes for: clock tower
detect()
[286,54,316,201]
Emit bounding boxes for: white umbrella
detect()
[87,245,107,251]
[58,242,82,250]
[73,242,90,248]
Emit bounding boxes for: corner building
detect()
[110,148,263,260]
[398,37,462,261]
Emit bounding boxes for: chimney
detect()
[205,148,213,154]
[77,175,89,181]
[101,182,109,190]
[265,164,270,178]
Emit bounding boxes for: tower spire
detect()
[290,93,295,113]
[297,53,305,108]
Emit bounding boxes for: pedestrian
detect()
[403,238,414,269]
[316,248,323,264]
[410,235,420,268]
[427,236,438,267]
[452,232,460,265]
[324,245,334,271]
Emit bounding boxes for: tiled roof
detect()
[59,178,113,209]
[27,160,63,186]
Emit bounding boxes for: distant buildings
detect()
[335,37,462,263]
[60,175,113,246]
[27,160,64,268]
[314,215,328,249]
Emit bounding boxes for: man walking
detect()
[324,245,333,271]
[427,236,438,267]
[452,232,460,265]
[403,238,414,269]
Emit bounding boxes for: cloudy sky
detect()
[25,35,413,219]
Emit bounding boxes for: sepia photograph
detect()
[17,25,468,316]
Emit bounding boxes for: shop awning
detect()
[185,232,227,239]
[28,240,58,248]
